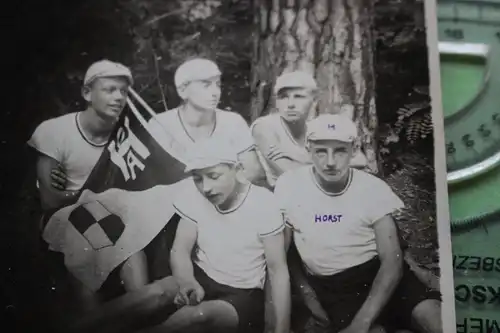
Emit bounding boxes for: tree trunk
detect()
[251,0,379,174]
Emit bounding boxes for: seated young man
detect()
[274,114,442,333]
[143,139,291,333]
[29,60,132,212]
[27,61,182,333]
[27,60,151,314]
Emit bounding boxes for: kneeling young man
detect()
[145,139,291,333]
[274,114,442,333]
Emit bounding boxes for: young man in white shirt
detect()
[250,71,318,189]
[148,58,267,188]
[251,71,369,330]
[29,60,132,211]
[144,138,291,333]
[275,114,442,333]
[251,71,368,190]
[28,60,155,316]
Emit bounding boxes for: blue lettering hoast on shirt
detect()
[314,214,343,223]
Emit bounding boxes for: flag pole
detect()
[127,87,175,137]
[126,97,151,130]
[126,88,186,162]
[128,87,164,118]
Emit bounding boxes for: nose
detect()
[287,97,295,109]
[202,180,214,196]
[326,150,336,168]
[210,83,221,98]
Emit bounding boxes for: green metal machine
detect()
[437,0,500,331]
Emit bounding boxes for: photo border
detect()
[424,0,457,330]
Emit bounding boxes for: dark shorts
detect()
[307,256,441,332]
[193,264,265,333]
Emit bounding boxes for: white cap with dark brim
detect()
[174,58,221,89]
[274,70,318,94]
[183,138,238,173]
[84,60,133,86]
[306,114,358,143]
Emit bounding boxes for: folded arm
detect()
[36,154,79,210]
[238,148,269,188]
[251,122,304,177]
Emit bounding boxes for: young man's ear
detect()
[177,83,189,100]
[234,161,244,172]
[307,89,319,116]
[310,88,320,100]
[81,85,92,103]
[234,162,249,182]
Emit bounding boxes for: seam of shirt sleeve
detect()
[173,203,199,224]
[259,222,285,237]
[27,140,61,162]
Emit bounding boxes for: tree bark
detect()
[251,0,379,174]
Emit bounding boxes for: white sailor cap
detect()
[306,114,358,143]
[174,58,222,88]
[183,138,238,173]
[274,70,318,94]
[84,60,133,86]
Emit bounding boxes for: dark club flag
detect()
[42,88,188,292]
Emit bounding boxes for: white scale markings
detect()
[438,34,500,183]
[438,41,490,57]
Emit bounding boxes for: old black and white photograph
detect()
[3,1,454,333]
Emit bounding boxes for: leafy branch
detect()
[393,89,433,145]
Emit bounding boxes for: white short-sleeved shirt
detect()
[27,112,105,191]
[149,108,255,164]
[251,114,311,187]
[274,166,404,276]
[173,179,285,289]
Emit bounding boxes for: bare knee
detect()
[198,301,238,331]
[187,306,211,326]
[411,299,442,333]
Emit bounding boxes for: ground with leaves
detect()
[3,0,438,332]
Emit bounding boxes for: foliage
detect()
[394,91,434,145]
[379,86,434,161]
[374,0,434,158]
[372,0,438,278]
[119,0,253,119]
[386,153,440,272]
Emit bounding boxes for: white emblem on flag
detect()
[108,116,151,181]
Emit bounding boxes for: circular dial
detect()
[437,4,500,327]
[437,0,500,185]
